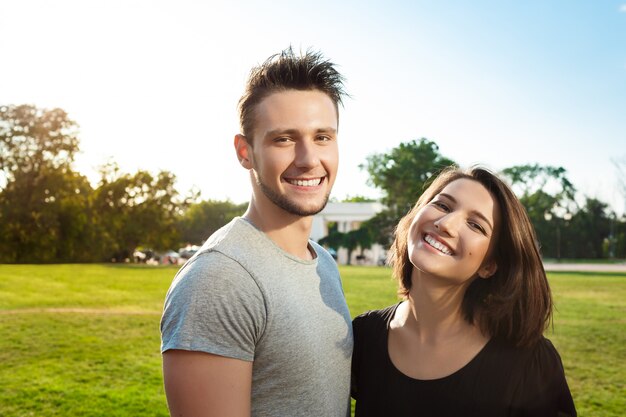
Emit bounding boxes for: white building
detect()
[311,202,387,265]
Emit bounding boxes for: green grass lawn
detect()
[0,264,624,416]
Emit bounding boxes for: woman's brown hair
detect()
[388,166,552,348]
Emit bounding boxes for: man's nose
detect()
[294,140,320,168]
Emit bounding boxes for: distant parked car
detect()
[179,245,200,259]
[161,250,181,265]
[133,249,156,263]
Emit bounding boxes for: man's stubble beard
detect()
[255,172,331,217]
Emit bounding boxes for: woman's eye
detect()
[468,221,486,234]
[432,201,449,211]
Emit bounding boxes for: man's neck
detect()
[243,201,314,260]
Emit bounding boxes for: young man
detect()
[160,48,353,417]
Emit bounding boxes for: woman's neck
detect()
[388,270,490,380]
[400,269,478,344]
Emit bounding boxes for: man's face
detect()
[246,89,339,217]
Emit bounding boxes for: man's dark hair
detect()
[238,46,346,141]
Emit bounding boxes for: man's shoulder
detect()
[184,218,268,266]
[199,217,255,253]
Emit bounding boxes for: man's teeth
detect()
[424,234,452,255]
[289,178,322,187]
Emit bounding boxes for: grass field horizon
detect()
[1,264,624,416]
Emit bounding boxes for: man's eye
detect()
[316,135,332,142]
[274,137,291,143]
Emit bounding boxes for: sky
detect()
[1,0,625,215]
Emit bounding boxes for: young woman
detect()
[351,167,576,417]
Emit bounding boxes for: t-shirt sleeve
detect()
[511,338,577,417]
[160,251,266,362]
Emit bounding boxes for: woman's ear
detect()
[234,134,253,169]
[478,261,498,279]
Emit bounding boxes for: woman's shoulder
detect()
[353,302,401,328]
[488,336,564,369]
[505,337,577,416]
[527,337,568,377]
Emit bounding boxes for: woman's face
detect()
[407,178,500,285]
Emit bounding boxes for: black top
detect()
[351,303,577,417]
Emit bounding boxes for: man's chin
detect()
[281,200,328,217]
[258,180,330,217]
[273,196,329,217]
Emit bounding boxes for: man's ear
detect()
[234,134,253,169]
[478,261,498,279]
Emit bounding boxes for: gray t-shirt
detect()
[161,217,353,417]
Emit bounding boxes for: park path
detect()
[543,262,626,273]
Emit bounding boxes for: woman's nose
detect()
[434,213,460,237]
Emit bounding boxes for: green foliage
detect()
[0,167,95,263]
[501,163,615,259]
[360,138,455,247]
[0,103,195,262]
[502,164,585,259]
[178,200,247,245]
[1,264,624,416]
[93,162,192,260]
[0,104,80,186]
[501,165,625,260]
[0,103,251,263]
[341,195,376,203]
[563,198,612,259]
[361,138,456,214]
[502,164,576,200]
[0,105,95,262]
[319,226,374,265]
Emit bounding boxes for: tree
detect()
[0,167,95,263]
[318,224,343,251]
[341,195,376,203]
[360,138,455,246]
[350,226,374,257]
[501,164,577,259]
[0,104,80,189]
[565,198,611,259]
[501,164,576,211]
[0,104,92,263]
[318,223,375,265]
[342,230,361,265]
[178,199,247,245]
[93,163,192,261]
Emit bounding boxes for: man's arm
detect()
[163,350,253,417]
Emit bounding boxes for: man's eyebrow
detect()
[438,192,494,230]
[264,127,337,138]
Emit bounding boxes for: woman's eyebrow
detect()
[438,192,493,230]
